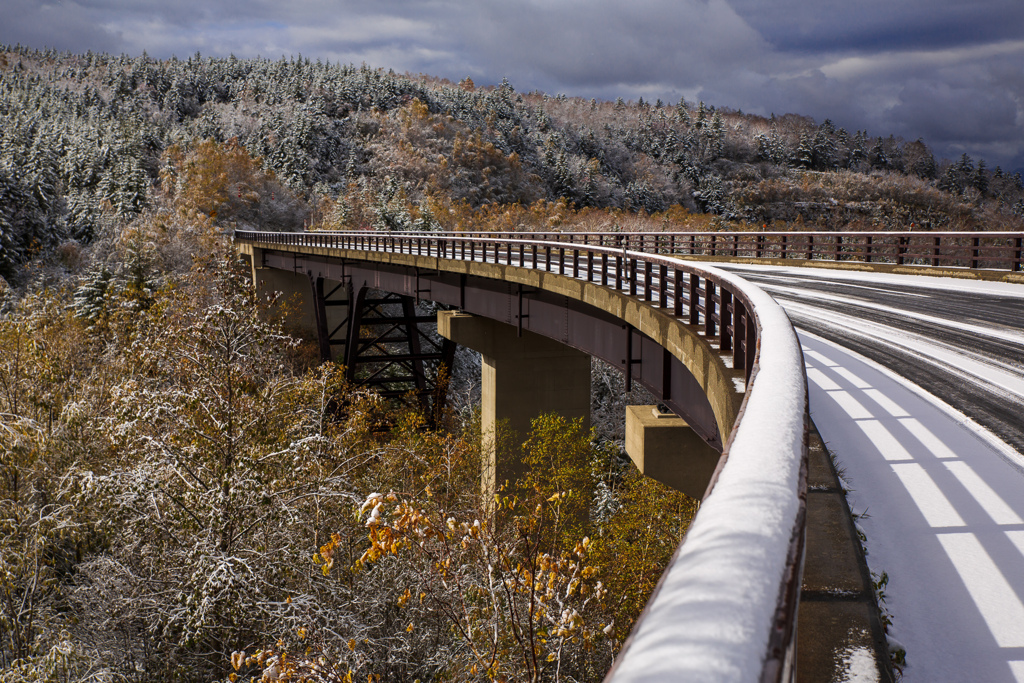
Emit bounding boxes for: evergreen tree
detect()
[72,263,115,322]
[973,159,989,195]
[794,133,814,169]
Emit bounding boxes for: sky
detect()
[4,0,1024,171]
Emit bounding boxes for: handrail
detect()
[234,229,809,682]
[332,229,1024,272]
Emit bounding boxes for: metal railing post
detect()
[659,264,668,308]
[689,274,700,326]
[720,289,733,351]
[674,269,683,317]
[704,278,716,337]
[733,300,746,371]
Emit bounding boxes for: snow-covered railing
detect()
[605,270,807,683]
[234,229,809,682]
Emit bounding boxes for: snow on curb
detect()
[608,263,808,682]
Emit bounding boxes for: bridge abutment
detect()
[438,311,591,501]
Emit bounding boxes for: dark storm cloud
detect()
[728,0,1024,53]
[2,0,1022,169]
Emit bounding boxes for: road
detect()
[720,264,1024,683]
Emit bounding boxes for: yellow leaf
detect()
[406,622,414,633]
[348,639,357,651]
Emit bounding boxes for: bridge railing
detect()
[354,229,1024,272]
[235,229,809,682]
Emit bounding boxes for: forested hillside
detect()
[2,45,1023,284]
[0,45,1021,682]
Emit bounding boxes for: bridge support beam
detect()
[624,405,721,499]
[438,311,591,500]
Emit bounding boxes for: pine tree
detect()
[973,159,989,195]
[794,133,814,169]
[811,125,836,170]
[72,263,114,322]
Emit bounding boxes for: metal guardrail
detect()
[235,229,809,682]
[373,229,1024,272]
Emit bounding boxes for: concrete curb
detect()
[798,421,895,682]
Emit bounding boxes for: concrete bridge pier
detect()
[438,311,591,501]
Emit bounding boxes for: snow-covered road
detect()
[720,265,1024,682]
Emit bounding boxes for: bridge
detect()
[234,229,1023,682]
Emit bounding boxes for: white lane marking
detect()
[891,463,965,527]
[944,461,1024,525]
[1010,661,1024,683]
[938,533,1024,648]
[862,388,911,417]
[898,417,959,460]
[832,366,872,389]
[807,367,842,391]
[859,421,915,462]
[831,391,875,420]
